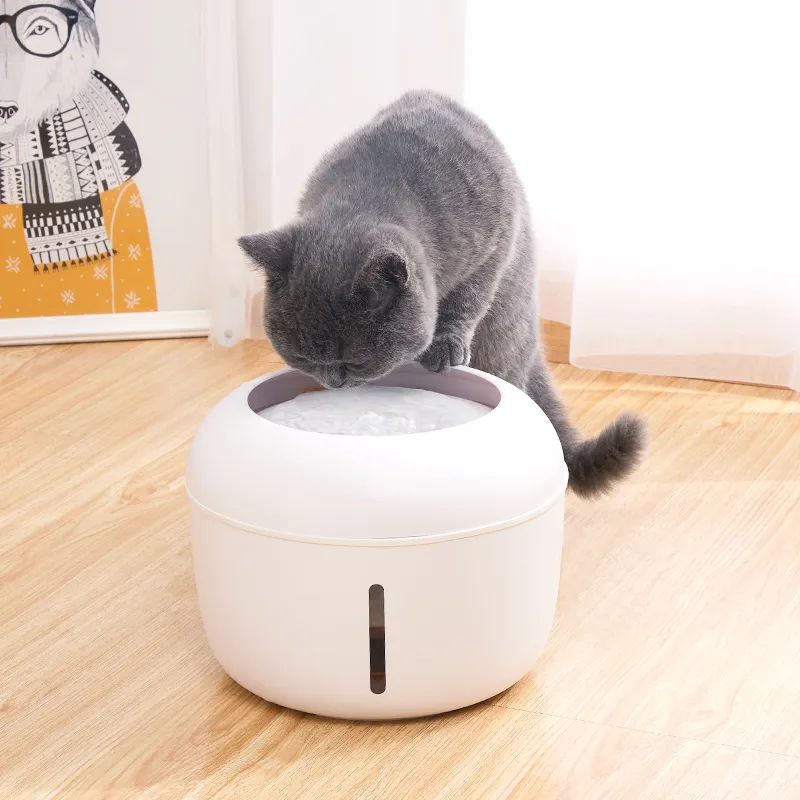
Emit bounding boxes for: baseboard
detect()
[0,310,210,346]
[542,319,571,364]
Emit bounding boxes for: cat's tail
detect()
[527,359,648,498]
[561,411,648,498]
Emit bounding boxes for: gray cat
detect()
[239,90,646,497]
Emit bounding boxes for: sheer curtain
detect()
[212,0,467,347]
[466,0,800,391]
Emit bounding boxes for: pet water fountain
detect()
[187,364,567,719]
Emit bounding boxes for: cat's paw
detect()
[419,334,471,373]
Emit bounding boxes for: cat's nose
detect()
[0,103,19,122]
[322,366,347,389]
[327,374,346,389]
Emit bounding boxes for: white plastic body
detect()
[187,365,568,720]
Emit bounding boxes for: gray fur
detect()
[240,90,647,497]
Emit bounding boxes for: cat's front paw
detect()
[419,334,471,373]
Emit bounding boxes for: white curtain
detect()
[213,0,467,347]
[466,0,800,391]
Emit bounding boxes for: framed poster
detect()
[0,0,242,344]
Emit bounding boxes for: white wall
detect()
[237,0,274,235]
[238,0,467,233]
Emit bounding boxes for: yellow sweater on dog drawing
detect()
[1,71,158,319]
[1,179,157,318]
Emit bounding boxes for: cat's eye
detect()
[362,287,385,310]
[359,284,400,314]
[346,362,367,373]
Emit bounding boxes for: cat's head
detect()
[239,216,437,388]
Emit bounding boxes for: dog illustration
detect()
[0,0,157,318]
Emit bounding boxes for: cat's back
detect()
[371,90,495,147]
[301,90,517,213]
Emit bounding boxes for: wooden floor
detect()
[1,339,799,800]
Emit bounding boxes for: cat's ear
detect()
[238,227,295,276]
[360,252,409,310]
[373,252,409,286]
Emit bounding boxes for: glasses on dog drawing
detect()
[0,5,79,58]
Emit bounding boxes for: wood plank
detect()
[501,366,800,755]
[1,339,799,798]
[542,319,571,364]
